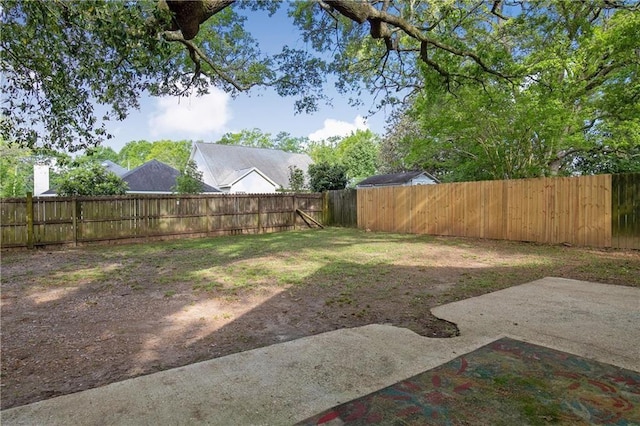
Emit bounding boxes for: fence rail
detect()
[1,193,323,249]
[2,174,638,250]
[357,174,639,249]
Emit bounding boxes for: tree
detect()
[56,163,128,196]
[5,1,635,152]
[117,139,191,170]
[573,145,640,175]
[173,160,204,194]
[378,106,422,174]
[337,129,379,182]
[0,138,33,197]
[287,165,306,192]
[83,146,120,164]
[383,3,640,181]
[308,162,348,192]
[147,140,191,169]
[118,140,154,170]
[217,129,307,153]
[218,128,272,149]
[272,132,307,154]
[307,136,343,165]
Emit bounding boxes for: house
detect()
[356,171,439,188]
[41,160,219,195]
[101,160,128,177]
[121,160,219,194]
[190,143,314,193]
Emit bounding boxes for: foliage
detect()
[0,139,33,197]
[379,106,422,174]
[308,161,348,192]
[0,138,75,197]
[1,0,175,151]
[287,165,306,192]
[307,137,343,165]
[173,160,204,194]
[337,130,380,182]
[218,128,272,149]
[6,1,635,152]
[217,129,307,153]
[272,132,307,153]
[117,140,153,170]
[118,140,191,170]
[573,146,640,175]
[307,131,379,183]
[147,140,192,169]
[384,3,640,181]
[56,163,128,196]
[82,146,120,164]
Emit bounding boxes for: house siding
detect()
[228,170,277,194]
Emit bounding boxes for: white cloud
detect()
[308,115,368,141]
[148,89,231,138]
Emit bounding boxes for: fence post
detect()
[26,192,34,249]
[72,197,80,246]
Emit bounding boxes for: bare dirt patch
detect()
[2,228,638,409]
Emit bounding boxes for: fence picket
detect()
[1,193,322,249]
[356,174,638,249]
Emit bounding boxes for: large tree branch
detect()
[324,0,513,81]
[161,0,235,39]
[161,30,252,91]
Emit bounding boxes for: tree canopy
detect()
[117,139,191,169]
[382,1,640,180]
[217,128,307,152]
[4,0,637,154]
[308,161,348,192]
[56,163,128,196]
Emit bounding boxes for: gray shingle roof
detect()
[101,160,128,177]
[357,171,438,187]
[122,160,219,193]
[193,143,313,188]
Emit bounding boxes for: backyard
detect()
[1,227,639,410]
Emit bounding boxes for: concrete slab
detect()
[432,277,640,372]
[2,277,639,425]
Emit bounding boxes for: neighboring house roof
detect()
[101,160,128,177]
[122,160,219,193]
[357,171,439,187]
[191,143,314,189]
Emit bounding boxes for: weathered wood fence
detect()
[2,174,638,250]
[1,193,323,249]
[323,189,357,227]
[358,173,639,249]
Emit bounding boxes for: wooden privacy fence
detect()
[358,173,639,249]
[1,193,323,249]
[323,189,357,227]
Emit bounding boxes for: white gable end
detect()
[227,170,277,193]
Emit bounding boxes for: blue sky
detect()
[104,5,390,152]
